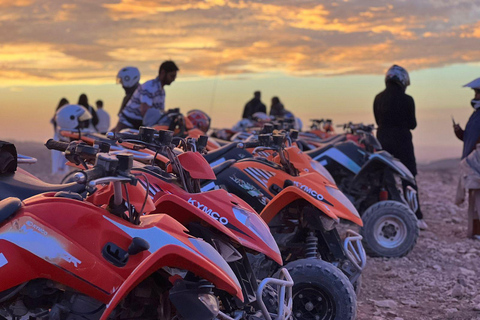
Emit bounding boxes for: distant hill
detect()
[418,158,459,171]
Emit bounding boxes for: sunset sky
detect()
[2,0,480,162]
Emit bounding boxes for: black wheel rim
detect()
[293,284,336,320]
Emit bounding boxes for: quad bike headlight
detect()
[325,186,361,219]
[232,206,280,256]
[198,293,220,315]
[309,160,336,185]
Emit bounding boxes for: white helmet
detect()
[56,104,92,130]
[116,66,140,88]
[463,78,480,90]
[385,65,410,88]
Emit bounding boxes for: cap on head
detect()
[463,78,480,91]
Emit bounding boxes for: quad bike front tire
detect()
[281,258,356,320]
[361,200,419,258]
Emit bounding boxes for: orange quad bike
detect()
[202,133,366,320]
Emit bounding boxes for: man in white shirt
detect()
[114,60,179,131]
[95,100,110,134]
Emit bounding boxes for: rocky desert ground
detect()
[10,141,480,320]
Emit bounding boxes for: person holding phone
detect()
[454,78,480,159]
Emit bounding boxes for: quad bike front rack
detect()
[217,268,294,320]
[344,229,367,272]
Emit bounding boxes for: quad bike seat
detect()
[212,159,235,176]
[203,142,238,163]
[0,172,85,201]
[316,135,347,144]
[305,144,334,159]
[0,197,22,224]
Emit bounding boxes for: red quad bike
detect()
[0,151,244,320]
[35,134,294,319]
[89,129,294,320]
[202,132,366,320]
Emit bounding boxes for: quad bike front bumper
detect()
[343,229,367,280]
[218,268,294,320]
[404,186,419,214]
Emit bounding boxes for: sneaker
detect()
[417,219,428,230]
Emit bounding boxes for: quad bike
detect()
[103,128,364,319]
[0,151,243,320]
[201,132,366,320]
[199,124,415,258]
[305,126,419,258]
[0,136,294,319]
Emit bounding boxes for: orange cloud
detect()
[1,0,480,86]
[0,0,34,8]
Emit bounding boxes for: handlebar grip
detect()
[45,139,69,152]
[83,166,106,182]
[239,141,261,149]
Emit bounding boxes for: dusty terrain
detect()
[10,141,480,320]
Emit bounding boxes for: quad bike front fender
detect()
[259,186,339,224]
[152,194,240,243]
[352,152,415,187]
[100,244,243,320]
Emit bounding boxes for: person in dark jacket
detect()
[242,91,266,119]
[78,93,99,131]
[453,78,480,159]
[374,64,427,229]
[269,96,285,117]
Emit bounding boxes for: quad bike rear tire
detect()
[361,200,418,258]
[281,258,356,320]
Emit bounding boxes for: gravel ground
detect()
[356,163,480,320]
[10,141,480,320]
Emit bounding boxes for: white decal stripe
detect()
[210,157,226,168]
[0,253,7,268]
[148,186,157,196]
[259,169,274,177]
[251,168,271,180]
[201,182,216,192]
[245,168,267,187]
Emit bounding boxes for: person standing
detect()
[114,61,179,132]
[51,98,69,174]
[269,96,285,117]
[78,93,99,132]
[116,66,141,116]
[242,91,266,119]
[95,100,110,134]
[373,64,427,229]
[453,78,480,159]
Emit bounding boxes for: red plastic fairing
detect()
[99,244,243,320]
[177,152,216,180]
[259,186,340,224]
[152,194,240,243]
